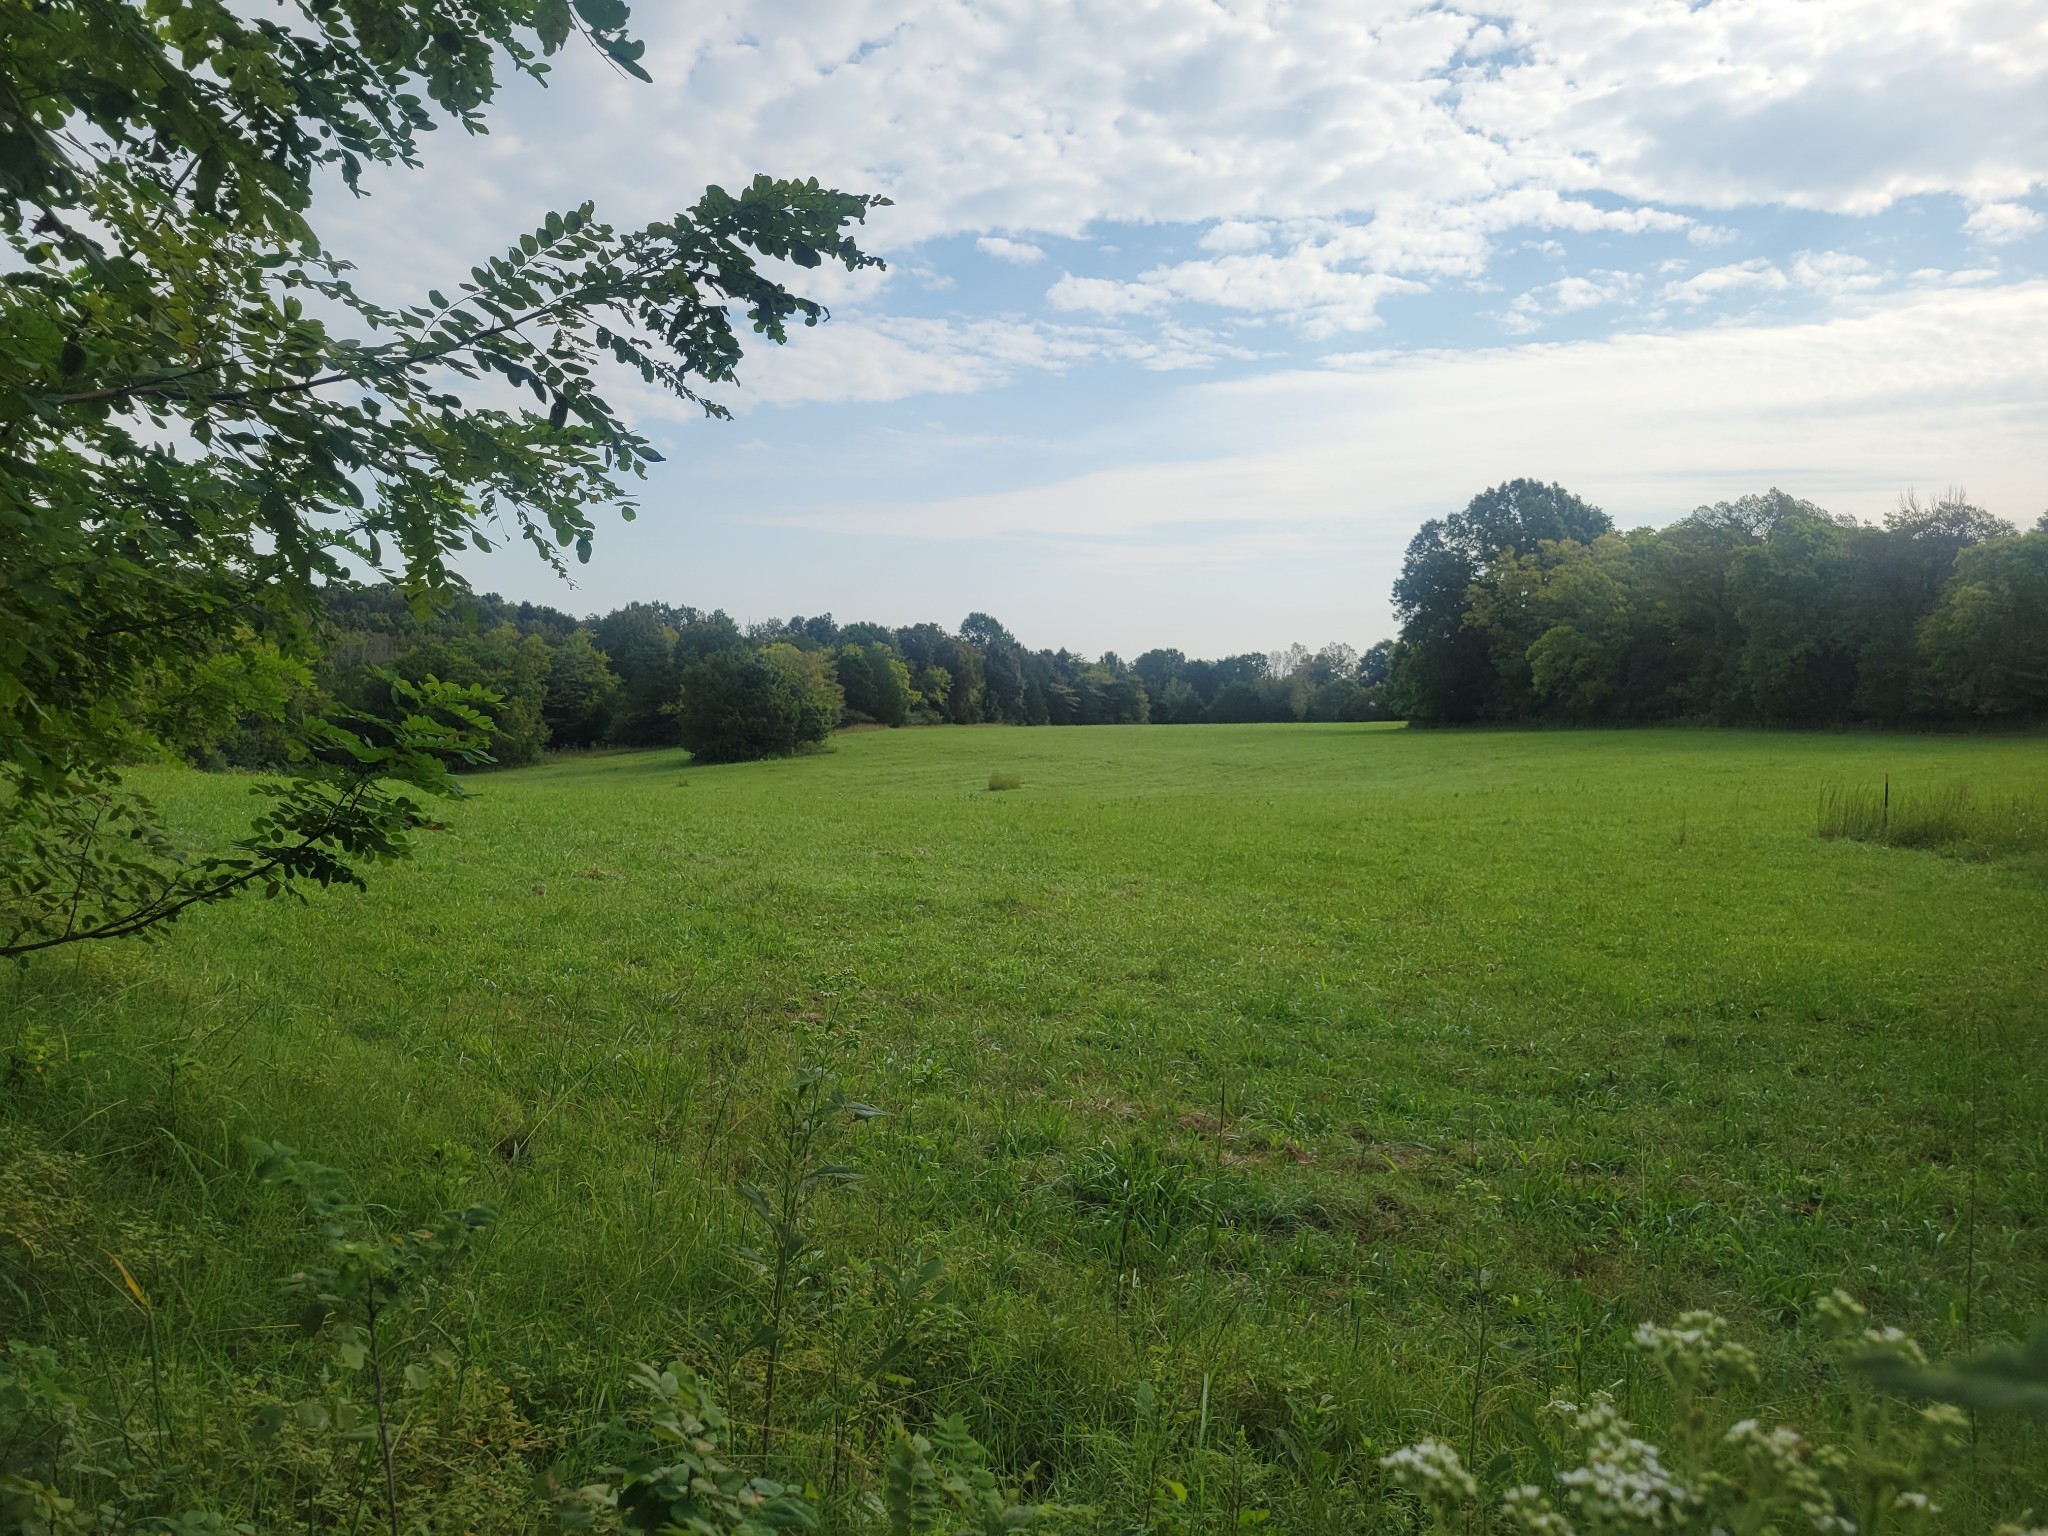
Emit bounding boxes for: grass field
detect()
[4,723,2045,1532]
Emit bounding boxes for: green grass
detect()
[1819,777,2048,855]
[4,723,2045,1531]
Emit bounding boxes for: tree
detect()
[0,1,883,957]
[831,640,911,727]
[593,605,682,747]
[1389,481,1612,721]
[675,645,844,762]
[1917,532,2048,717]
[393,623,553,766]
[1727,506,1860,723]
[1842,491,2015,721]
[544,629,622,748]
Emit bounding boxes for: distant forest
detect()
[1388,481,2048,727]
[165,480,2046,770]
[176,592,1396,770]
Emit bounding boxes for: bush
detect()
[676,645,844,763]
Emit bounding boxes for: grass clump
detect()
[1818,778,2048,854]
[986,770,1023,791]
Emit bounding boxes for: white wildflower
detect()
[1724,1418,1854,1536]
[1917,1403,1968,1448]
[1814,1291,1867,1334]
[1632,1312,1759,1383]
[1501,1482,1576,1536]
[1858,1325,1927,1365]
[1381,1437,1479,1504]
[1557,1397,1695,1530]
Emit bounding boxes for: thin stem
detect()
[365,1289,400,1536]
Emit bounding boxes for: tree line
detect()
[152,475,2047,778]
[173,591,1399,769]
[1385,481,2048,726]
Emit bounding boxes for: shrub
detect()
[676,645,844,763]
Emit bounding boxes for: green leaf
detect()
[573,0,631,32]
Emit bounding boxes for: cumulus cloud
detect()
[1044,274,1170,317]
[977,235,1046,263]
[1662,258,1791,307]
[1790,250,1882,296]
[324,0,2048,341]
[1199,221,1274,253]
[1964,201,2046,244]
[1501,269,1638,332]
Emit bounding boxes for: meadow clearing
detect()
[3,723,2044,1531]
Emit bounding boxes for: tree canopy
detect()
[1387,482,2044,726]
[0,1,883,957]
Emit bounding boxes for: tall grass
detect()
[1818,778,2048,854]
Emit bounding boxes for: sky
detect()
[323,0,2048,658]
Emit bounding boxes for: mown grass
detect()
[3,724,2045,1531]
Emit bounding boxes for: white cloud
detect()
[1964,201,2046,244]
[325,0,2048,340]
[1790,250,1882,296]
[1199,221,1273,253]
[706,312,1260,407]
[1500,269,1638,332]
[756,283,2048,581]
[1662,258,1790,307]
[977,235,1046,263]
[1045,274,1169,317]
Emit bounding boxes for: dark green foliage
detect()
[544,629,622,748]
[1390,480,1612,721]
[390,625,553,766]
[1,677,494,959]
[1389,482,2039,725]
[0,0,883,953]
[676,645,843,763]
[605,1364,817,1534]
[835,642,914,727]
[592,604,685,747]
[1918,531,2048,716]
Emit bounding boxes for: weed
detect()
[986,771,1022,791]
[735,1069,882,1461]
[1818,778,2048,854]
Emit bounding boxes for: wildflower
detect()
[1724,1418,1854,1536]
[1500,1482,1577,1536]
[1814,1291,1867,1335]
[1891,1492,1939,1515]
[1632,1312,1759,1384]
[1381,1437,1479,1504]
[1916,1403,1968,1448]
[1557,1397,1696,1529]
[1858,1325,1927,1365]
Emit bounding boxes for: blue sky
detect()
[325,1,2048,657]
